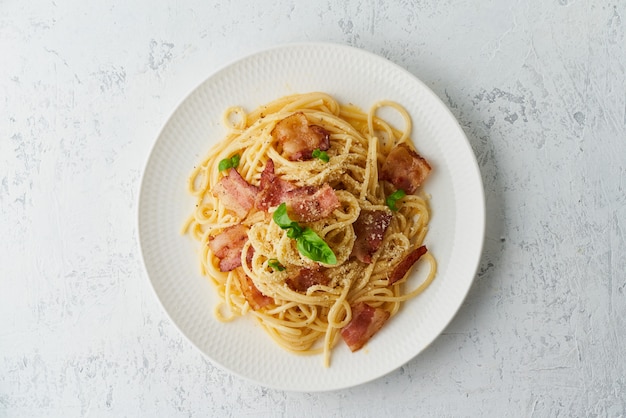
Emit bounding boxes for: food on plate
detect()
[183,92,436,366]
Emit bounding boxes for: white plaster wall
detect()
[1,1,624,416]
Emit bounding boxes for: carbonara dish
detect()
[183,92,436,366]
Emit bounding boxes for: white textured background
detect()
[1,1,625,417]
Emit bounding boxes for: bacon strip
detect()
[211,168,259,218]
[351,209,392,264]
[286,268,329,292]
[239,274,273,310]
[388,245,428,285]
[340,302,390,352]
[272,112,330,161]
[255,159,340,222]
[208,224,249,272]
[284,184,340,223]
[380,143,431,194]
[254,159,296,211]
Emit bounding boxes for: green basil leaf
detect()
[386,189,406,211]
[287,224,303,239]
[268,259,285,271]
[273,203,293,229]
[297,228,337,265]
[312,148,329,163]
[218,154,241,172]
[218,158,232,172]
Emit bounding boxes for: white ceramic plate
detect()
[138,43,485,392]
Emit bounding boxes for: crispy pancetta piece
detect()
[255,159,297,211]
[340,302,390,352]
[388,245,428,285]
[208,224,249,272]
[239,273,273,310]
[286,268,329,292]
[211,168,259,218]
[351,209,393,264]
[255,159,340,222]
[284,184,340,223]
[271,112,330,161]
[380,143,431,194]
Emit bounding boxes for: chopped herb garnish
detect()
[218,154,241,172]
[312,148,329,163]
[268,259,285,271]
[386,189,406,212]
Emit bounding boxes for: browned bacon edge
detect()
[211,168,259,218]
[271,112,330,161]
[340,302,390,352]
[255,159,339,222]
[388,245,428,285]
[286,268,329,292]
[254,159,296,211]
[380,143,432,195]
[351,209,393,264]
[238,272,273,310]
[208,224,249,272]
[284,184,340,223]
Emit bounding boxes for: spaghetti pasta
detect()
[183,92,436,366]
